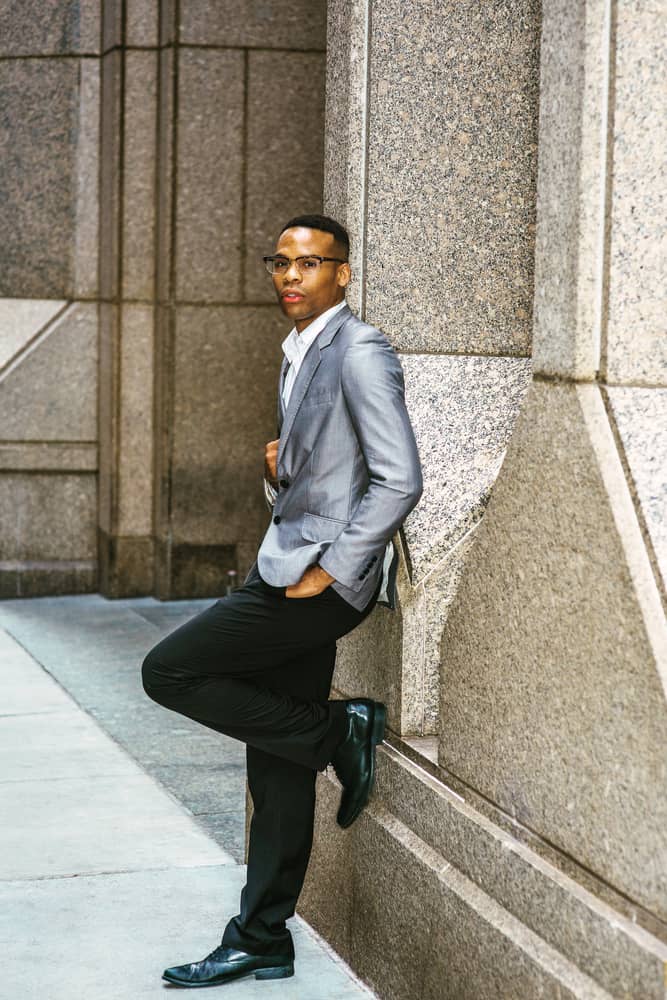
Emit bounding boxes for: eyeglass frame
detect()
[262,254,348,276]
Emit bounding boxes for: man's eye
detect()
[301,258,319,269]
[273,260,288,271]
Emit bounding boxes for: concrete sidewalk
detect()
[0,595,375,1000]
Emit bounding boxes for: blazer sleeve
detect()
[317,328,423,591]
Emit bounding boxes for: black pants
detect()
[141,562,380,959]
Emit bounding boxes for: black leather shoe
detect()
[162,944,294,988]
[330,698,386,829]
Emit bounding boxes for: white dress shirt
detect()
[265,298,393,601]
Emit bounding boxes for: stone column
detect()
[98,0,327,598]
[0,2,101,597]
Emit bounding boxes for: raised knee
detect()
[141,650,172,703]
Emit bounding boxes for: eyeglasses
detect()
[262,255,348,276]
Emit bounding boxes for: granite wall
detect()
[0,3,100,596]
[0,0,326,598]
[299,0,667,997]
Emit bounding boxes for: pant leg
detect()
[221,642,337,959]
[141,574,365,771]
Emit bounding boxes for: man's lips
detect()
[281,290,305,302]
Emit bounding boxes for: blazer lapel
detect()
[277,304,351,466]
[276,356,289,434]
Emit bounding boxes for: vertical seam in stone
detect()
[598,0,618,381]
[358,0,372,320]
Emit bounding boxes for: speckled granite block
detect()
[0,1,100,55]
[178,0,326,50]
[362,0,540,354]
[100,50,122,301]
[122,50,157,301]
[244,51,326,303]
[0,473,96,561]
[0,303,97,441]
[608,386,667,590]
[171,306,284,546]
[606,1,667,386]
[175,50,244,303]
[117,306,154,536]
[0,59,79,297]
[0,300,66,371]
[74,59,100,298]
[323,0,370,316]
[532,0,608,379]
[400,353,532,582]
[439,380,667,919]
[126,0,158,47]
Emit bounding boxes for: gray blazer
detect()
[255,303,423,612]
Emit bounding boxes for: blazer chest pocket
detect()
[301,512,349,543]
[300,387,333,408]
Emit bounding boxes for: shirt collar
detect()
[281,300,347,365]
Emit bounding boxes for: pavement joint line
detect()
[1,862,236,884]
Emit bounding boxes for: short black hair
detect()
[279,214,350,259]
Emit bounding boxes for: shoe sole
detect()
[339,701,386,829]
[162,963,294,987]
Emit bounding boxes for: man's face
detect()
[271,227,350,332]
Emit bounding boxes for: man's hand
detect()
[264,438,279,484]
[285,564,336,599]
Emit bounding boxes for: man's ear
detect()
[337,262,351,289]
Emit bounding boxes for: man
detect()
[142,214,423,988]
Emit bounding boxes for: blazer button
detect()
[358,574,364,581]
[273,515,281,525]
[279,479,289,489]
[371,555,377,562]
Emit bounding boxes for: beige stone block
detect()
[117,305,154,536]
[175,49,244,304]
[156,47,174,303]
[122,51,157,301]
[0,59,79,297]
[100,50,122,301]
[0,2,100,55]
[179,1,326,50]
[244,51,326,303]
[361,0,540,354]
[0,473,96,561]
[608,387,667,591]
[102,0,121,51]
[0,443,96,472]
[74,59,100,298]
[0,303,97,441]
[532,0,609,378]
[98,303,118,536]
[605,1,667,386]
[438,380,667,918]
[126,0,158,47]
[0,299,67,371]
[170,306,284,546]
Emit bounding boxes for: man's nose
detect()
[283,260,302,281]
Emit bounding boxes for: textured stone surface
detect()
[74,59,100,297]
[122,51,157,301]
[334,598,403,730]
[0,299,67,370]
[244,51,326,303]
[179,0,326,49]
[400,353,532,582]
[170,305,284,545]
[439,380,667,919]
[0,303,97,441]
[374,746,667,1000]
[0,1,100,55]
[323,0,369,316]
[0,473,96,561]
[608,387,667,590]
[362,0,540,354]
[605,0,667,386]
[0,443,96,472]
[117,306,154,535]
[0,59,79,297]
[531,0,608,379]
[175,49,244,303]
[155,48,175,303]
[126,0,158,47]
[348,804,605,1000]
[99,50,122,301]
